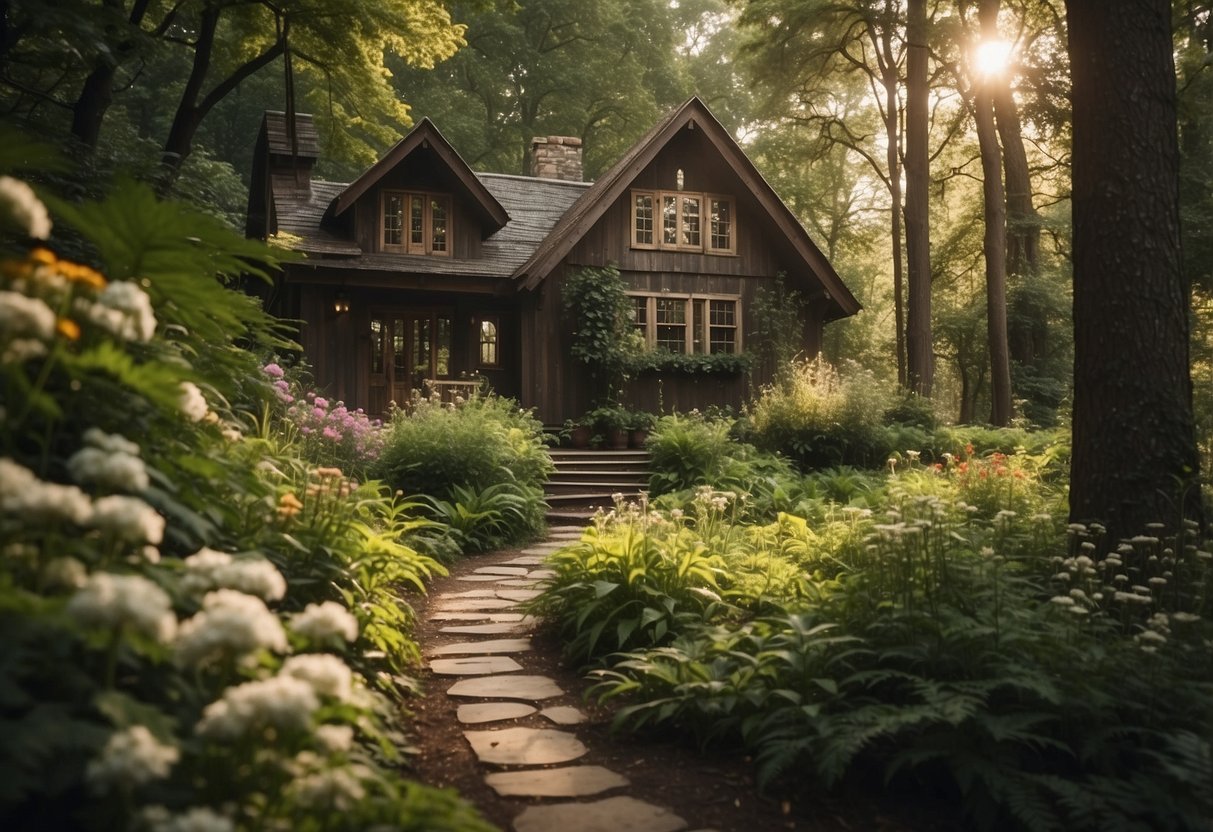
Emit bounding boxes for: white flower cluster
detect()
[0,289,55,362]
[289,764,369,810]
[0,176,51,238]
[92,495,165,544]
[181,548,286,601]
[195,674,319,739]
[289,601,359,643]
[313,724,355,754]
[144,806,235,832]
[68,428,149,493]
[175,589,288,666]
[177,382,208,422]
[67,572,177,643]
[0,457,92,525]
[85,725,179,791]
[82,281,157,342]
[281,654,354,702]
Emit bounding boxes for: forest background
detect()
[3,0,1210,512]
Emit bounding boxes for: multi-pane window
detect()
[631,294,740,355]
[382,191,451,255]
[478,317,499,367]
[631,189,734,254]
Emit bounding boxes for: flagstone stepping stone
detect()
[496,588,542,602]
[429,638,532,656]
[527,569,557,579]
[428,611,526,622]
[540,705,588,725]
[513,795,687,832]
[440,621,531,635]
[429,656,523,675]
[522,546,565,556]
[497,556,547,566]
[484,765,628,798]
[447,588,501,598]
[463,727,587,766]
[474,566,530,576]
[447,674,563,701]
[456,702,537,724]
[435,598,518,612]
[457,574,511,582]
[496,579,539,587]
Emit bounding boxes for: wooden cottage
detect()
[246,97,859,424]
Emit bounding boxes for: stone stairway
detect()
[423,527,708,832]
[544,449,651,524]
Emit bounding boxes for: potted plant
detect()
[629,410,656,448]
[588,405,631,450]
[561,418,592,449]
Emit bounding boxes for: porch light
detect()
[334,292,350,314]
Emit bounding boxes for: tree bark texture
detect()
[904,0,934,396]
[1066,0,1203,537]
[976,0,1012,426]
[878,18,907,389]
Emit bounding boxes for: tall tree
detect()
[904,0,934,395]
[969,0,1013,425]
[1066,0,1202,536]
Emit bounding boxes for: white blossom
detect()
[281,654,353,702]
[42,556,88,589]
[290,601,359,643]
[86,281,156,342]
[150,807,235,832]
[290,765,368,810]
[195,675,319,739]
[68,446,149,492]
[3,336,47,363]
[91,495,164,544]
[0,176,51,238]
[181,548,285,601]
[67,572,177,643]
[175,589,288,666]
[177,382,208,422]
[0,290,55,339]
[314,724,354,754]
[85,725,178,791]
[0,458,93,524]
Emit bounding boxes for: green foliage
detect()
[374,391,552,497]
[562,265,641,402]
[646,413,737,494]
[629,350,754,375]
[750,357,894,469]
[419,481,547,554]
[0,177,492,830]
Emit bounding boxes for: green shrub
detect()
[419,480,547,554]
[646,412,737,494]
[750,357,894,470]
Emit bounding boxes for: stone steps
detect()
[544,449,652,522]
[423,528,715,832]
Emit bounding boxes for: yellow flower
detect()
[277,492,304,520]
[29,247,56,266]
[56,317,81,341]
[60,261,107,290]
[315,467,344,479]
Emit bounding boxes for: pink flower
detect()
[322,427,340,440]
[263,363,285,379]
[313,397,328,409]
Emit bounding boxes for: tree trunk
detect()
[976,0,1012,426]
[70,0,152,148]
[879,18,907,388]
[904,0,933,396]
[1066,0,1203,538]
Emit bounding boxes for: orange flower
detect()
[59,261,107,290]
[277,492,304,519]
[29,247,56,266]
[56,317,81,341]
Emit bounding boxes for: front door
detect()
[368,311,453,414]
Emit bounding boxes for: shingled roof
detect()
[263,111,320,159]
[271,172,588,275]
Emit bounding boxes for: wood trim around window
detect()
[628,292,743,354]
[476,315,500,368]
[629,189,735,255]
[380,190,452,256]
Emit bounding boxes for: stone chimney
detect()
[529,135,583,181]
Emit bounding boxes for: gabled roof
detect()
[331,118,510,235]
[513,96,861,320]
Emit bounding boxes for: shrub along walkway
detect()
[409,528,915,832]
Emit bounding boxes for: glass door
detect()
[368,311,453,413]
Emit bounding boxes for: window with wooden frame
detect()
[631,189,735,254]
[629,293,741,354]
[381,190,451,255]
[477,316,500,367]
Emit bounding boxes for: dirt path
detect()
[404,528,921,832]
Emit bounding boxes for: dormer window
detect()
[382,191,450,255]
[631,189,735,254]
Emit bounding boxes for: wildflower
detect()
[220,426,241,442]
[177,382,208,422]
[43,556,88,589]
[980,546,995,558]
[67,572,177,643]
[85,725,178,792]
[1069,588,1088,601]
[148,807,235,832]
[84,281,157,342]
[1172,611,1201,623]
[175,589,288,666]
[182,548,286,601]
[91,495,165,544]
[290,601,359,643]
[68,443,149,493]
[0,290,55,339]
[195,675,319,739]
[315,724,355,754]
[290,765,368,810]
[0,458,93,524]
[58,260,106,291]
[1067,605,1089,616]
[1129,535,1159,546]
[262,362,285,379]
[1196,550,1213,561]
[906,450,920,461]
[1137,629,1167,645]
[1148,576,1167,588]
[1049,595,1075,607]
[56,317,80,340]
[281,654,354,702]
[277,492,303,520]
[0,176,51,238]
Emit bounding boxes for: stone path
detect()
[423,527,716,832]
